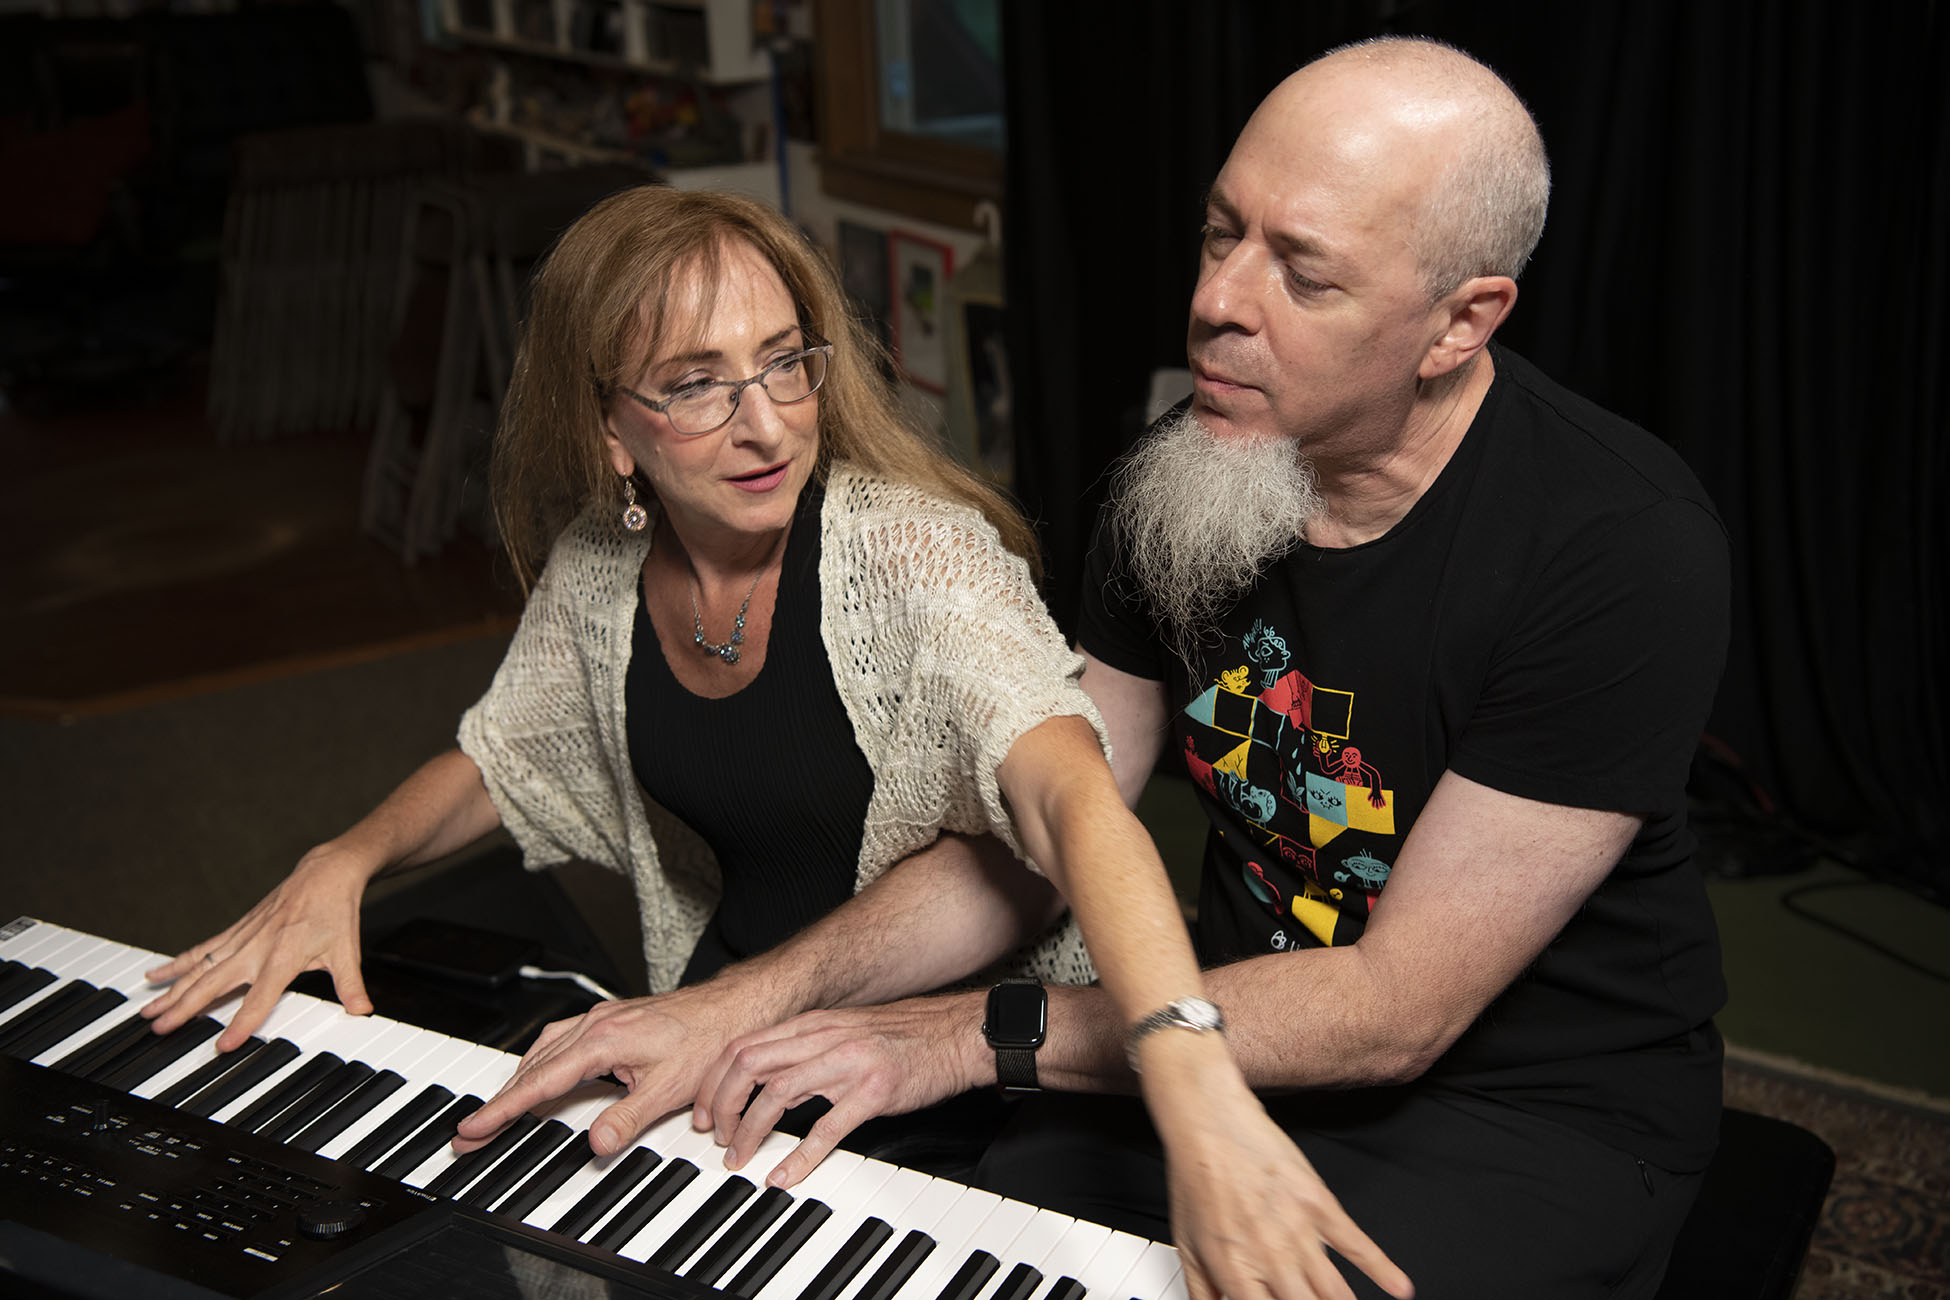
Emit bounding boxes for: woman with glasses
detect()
[140,188,1379,1297]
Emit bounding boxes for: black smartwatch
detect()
[983,977,1047,1096]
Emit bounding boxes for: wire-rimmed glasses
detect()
[613,343,833,436]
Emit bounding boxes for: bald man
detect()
[698,35,1729,1300]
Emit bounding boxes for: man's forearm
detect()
[714,832,1064,1020]
[1028,950,1417,1094]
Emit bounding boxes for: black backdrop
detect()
[1000,0,1948,897]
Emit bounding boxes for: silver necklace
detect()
[689,572,762,664]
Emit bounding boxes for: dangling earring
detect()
[619,476,648,533]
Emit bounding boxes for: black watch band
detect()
[994,1045,1039,1093]
[983,978,1046,1097]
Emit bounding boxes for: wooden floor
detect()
[0,373,524,719]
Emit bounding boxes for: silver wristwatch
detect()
[1125,996,1226,1071]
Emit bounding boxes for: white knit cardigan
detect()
[457,463,1104,995]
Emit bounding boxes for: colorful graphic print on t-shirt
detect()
[1179,617,1400,952]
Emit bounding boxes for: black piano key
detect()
[7,985,128,1061]
[51,1005,150,1075]
[153,1035,267,1108]
[53,1010,153,1077]
[0,966,56,1018]
[495,1130,601,1221]
[934,1251,1002,1300]
[0,981,101,1054]
[289,1068,406,1154]
[373,1094,484,1182]
[342,1084,455,1170]
[854,1230,938,1300]
[797,1216,895,1300]
[550,1146,662,1240]
[97,1017,222,1091]
[1037,1277,1087,1300]
[181,1039,302,1118]
[261,1060,375,1145]
[990,1262,1045,1300]
[424,1110,542,1200]
[726,1199,835,1299]
[229,1051,344,1133]
[688,1185,794,1285]
[0,961,28,999]
[586,1159,700,1253]
[458,1119,573,1210]
[646,1175,759,1272]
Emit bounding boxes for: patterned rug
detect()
[1724,1046,1950,1298]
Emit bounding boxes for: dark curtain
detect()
[1002,0,1949,896]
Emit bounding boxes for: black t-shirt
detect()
[626,483,874,985]
[1080,347,1731,1168]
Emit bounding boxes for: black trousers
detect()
[974,1087,1704,1300]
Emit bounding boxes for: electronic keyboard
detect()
[0,918,1187,1300]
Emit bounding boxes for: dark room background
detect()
[1001,0,1948,905]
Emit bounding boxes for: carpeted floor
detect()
[1725,1048,1950,1299]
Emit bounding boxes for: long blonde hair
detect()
[492,185,1037,588]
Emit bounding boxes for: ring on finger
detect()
[204,953,217,967]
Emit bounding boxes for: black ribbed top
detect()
[625,485,874,984]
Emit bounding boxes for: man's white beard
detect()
[1105,405,1324,672]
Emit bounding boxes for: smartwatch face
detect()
[985,983,1047,1050]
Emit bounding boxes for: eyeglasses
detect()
[613,344,833,436]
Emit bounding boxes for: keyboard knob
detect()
[298,1200,367,1240]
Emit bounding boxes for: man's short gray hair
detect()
[1322,36,1553,301]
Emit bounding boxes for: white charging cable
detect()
[517,965,621,1003]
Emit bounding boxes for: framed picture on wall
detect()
[887,230,955,392]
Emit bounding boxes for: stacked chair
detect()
[207,118,517,443]
[358,163,648,562]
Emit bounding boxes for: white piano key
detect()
[753,1157,902,1300]
[717,1147,930,1290]
[838,1169,974,1296]
[1071,1233,1157,1300]
[1110,1240,1184,1300]
[519,1137,631,1232]
[205,1001,351,1123]
[28,949,164,1065]
[131,993,324,1108]
[980,1208,1083,1300]
[549,1106,720,1243]
[528,1077,624,1134]
[0,918,54,961]
[287,1018,455,1154]
[613,1120,749,1262]
[392,1049,524,1188]
[1021,1219,1114,1298]
[211,1006,380,1124]
[808,1165,939,1300]
[727,1126,808,1191]
[0,923,92,968]
[884,1189,1032,1300]
[0,937,134,1031]
[312,1028,479,1160]
[129,1009,263,1101]
[668,1129,829,1282]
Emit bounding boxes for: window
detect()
[816,0,1002,229]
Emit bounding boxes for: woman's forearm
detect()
[328,747,503,877]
